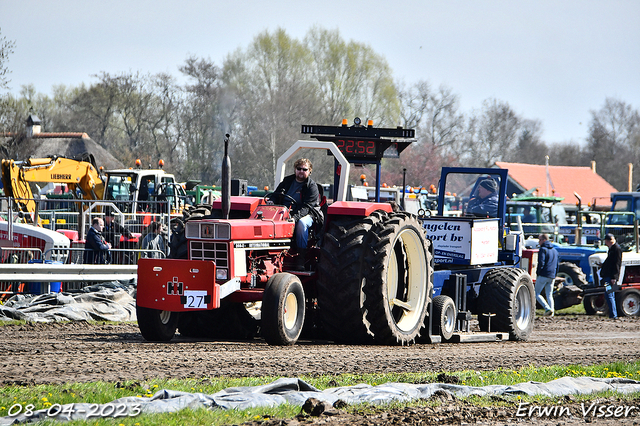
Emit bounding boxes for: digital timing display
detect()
[334,138,379,158]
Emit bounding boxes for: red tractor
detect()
[136,121,433,345]
[136,120,536,345]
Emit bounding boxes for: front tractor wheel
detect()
[478,268,535,341]
[261,273,306,345]
[362,212,432,345]
[137,305,178,342]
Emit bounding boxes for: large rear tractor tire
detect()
[557,262,588,287]
[478,268,535,341]
[617,290,640,317]
[432,295,456,341]
[583,294,607,315]
[137,305,178,342]
[362,212,432,345]
[261,273,305,345]
[316,211,387,343]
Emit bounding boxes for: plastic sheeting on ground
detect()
[1,376,639,424]
[0,282,136,323]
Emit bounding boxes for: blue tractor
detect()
[418,167,536,342]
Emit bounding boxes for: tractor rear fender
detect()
[326,201,393,217]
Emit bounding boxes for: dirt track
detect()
[1,314,638,386]
[1,314,639,425]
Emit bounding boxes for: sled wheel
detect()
[261,273,305,345]
[432,295,457,341]
[617,290,640,317]
[136,305,178,342]
[478,268,535,341]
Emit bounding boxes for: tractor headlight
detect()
[216,268,228,280]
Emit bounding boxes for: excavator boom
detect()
[1,156,105,224]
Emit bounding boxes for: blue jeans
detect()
[535,275,554,312]
[295,215,314,249]
[601,276,618,318]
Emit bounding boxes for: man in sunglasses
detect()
[273,158,322,270]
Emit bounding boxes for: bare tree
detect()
[586,97,640,189]
[0,28,16,91]
[398,80,431,129]
[394,81,465,187]
[506,119,548,164]
[463,99,520,167]
[178,56,226,184]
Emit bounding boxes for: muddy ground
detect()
[1,314,639,424]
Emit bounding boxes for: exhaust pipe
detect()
[221,134,231,220]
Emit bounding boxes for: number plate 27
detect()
[183,290,208,309]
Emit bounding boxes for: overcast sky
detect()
[2,0,639,144]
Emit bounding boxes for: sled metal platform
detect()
[451,332,506,343]
[429,332,507,344]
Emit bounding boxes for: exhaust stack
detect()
[221,134,231,220]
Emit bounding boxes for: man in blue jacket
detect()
[536,233,559,316]
[466,178,499,217]
[83,217,111,264]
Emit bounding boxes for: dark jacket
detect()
[466,192,499,218]
[601,242,622,281]
[536,240,559,279]
[103,220,132,248]
[83,226,110,264]
[273,174,323,222]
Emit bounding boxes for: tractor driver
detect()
[273,158,323,269]
[465,177,499,218]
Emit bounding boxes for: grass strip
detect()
[1,360,639,425]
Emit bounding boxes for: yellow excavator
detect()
[1,154,104,225]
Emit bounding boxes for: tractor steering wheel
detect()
[264,192,299,210]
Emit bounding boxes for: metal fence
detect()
[1,196,179,237]
[0,244,165,299]
[0,263,138,296]
[44,247,166,265]
[0,247,164,297]
[0,196,185,298]
[557,212,639,247]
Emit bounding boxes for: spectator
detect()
[597,233,622,320]
[83,217,111,264]
[103,212,133,248]
[140,221,166,258]
[466,178,499,217]
[535,233,559,317]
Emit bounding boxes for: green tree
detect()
[305,27,400,127]
[222,28,320,187]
